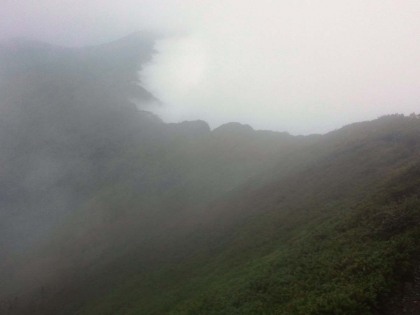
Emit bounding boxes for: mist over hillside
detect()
[0,35,419,315]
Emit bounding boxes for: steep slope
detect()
[74,115,420,315]
[0,35,307,314]
[1,34,419,315]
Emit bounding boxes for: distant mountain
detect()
[0,35,419,315]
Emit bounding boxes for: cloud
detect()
[1,0,420,134]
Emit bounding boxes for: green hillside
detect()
[75,116,420,315]
[0,35,419,315]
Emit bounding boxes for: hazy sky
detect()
[1,0,419,134]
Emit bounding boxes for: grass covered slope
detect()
[78,115,420,315]
[1,35,419,315]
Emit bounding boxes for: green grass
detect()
[79,182,420,315]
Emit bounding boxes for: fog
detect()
[0,28,302,306]
[1,2,420,313]
[1,0,419,134]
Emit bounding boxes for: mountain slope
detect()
[0,35,308,314]
[73,115,420,315]
[0,35,419,315]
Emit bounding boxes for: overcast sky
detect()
[1,0,419,134]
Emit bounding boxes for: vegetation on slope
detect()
[75,116,420,315]
[0,34,419,315]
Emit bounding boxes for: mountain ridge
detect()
[0,35,419,315]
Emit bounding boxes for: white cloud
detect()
[1,0,419,134]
